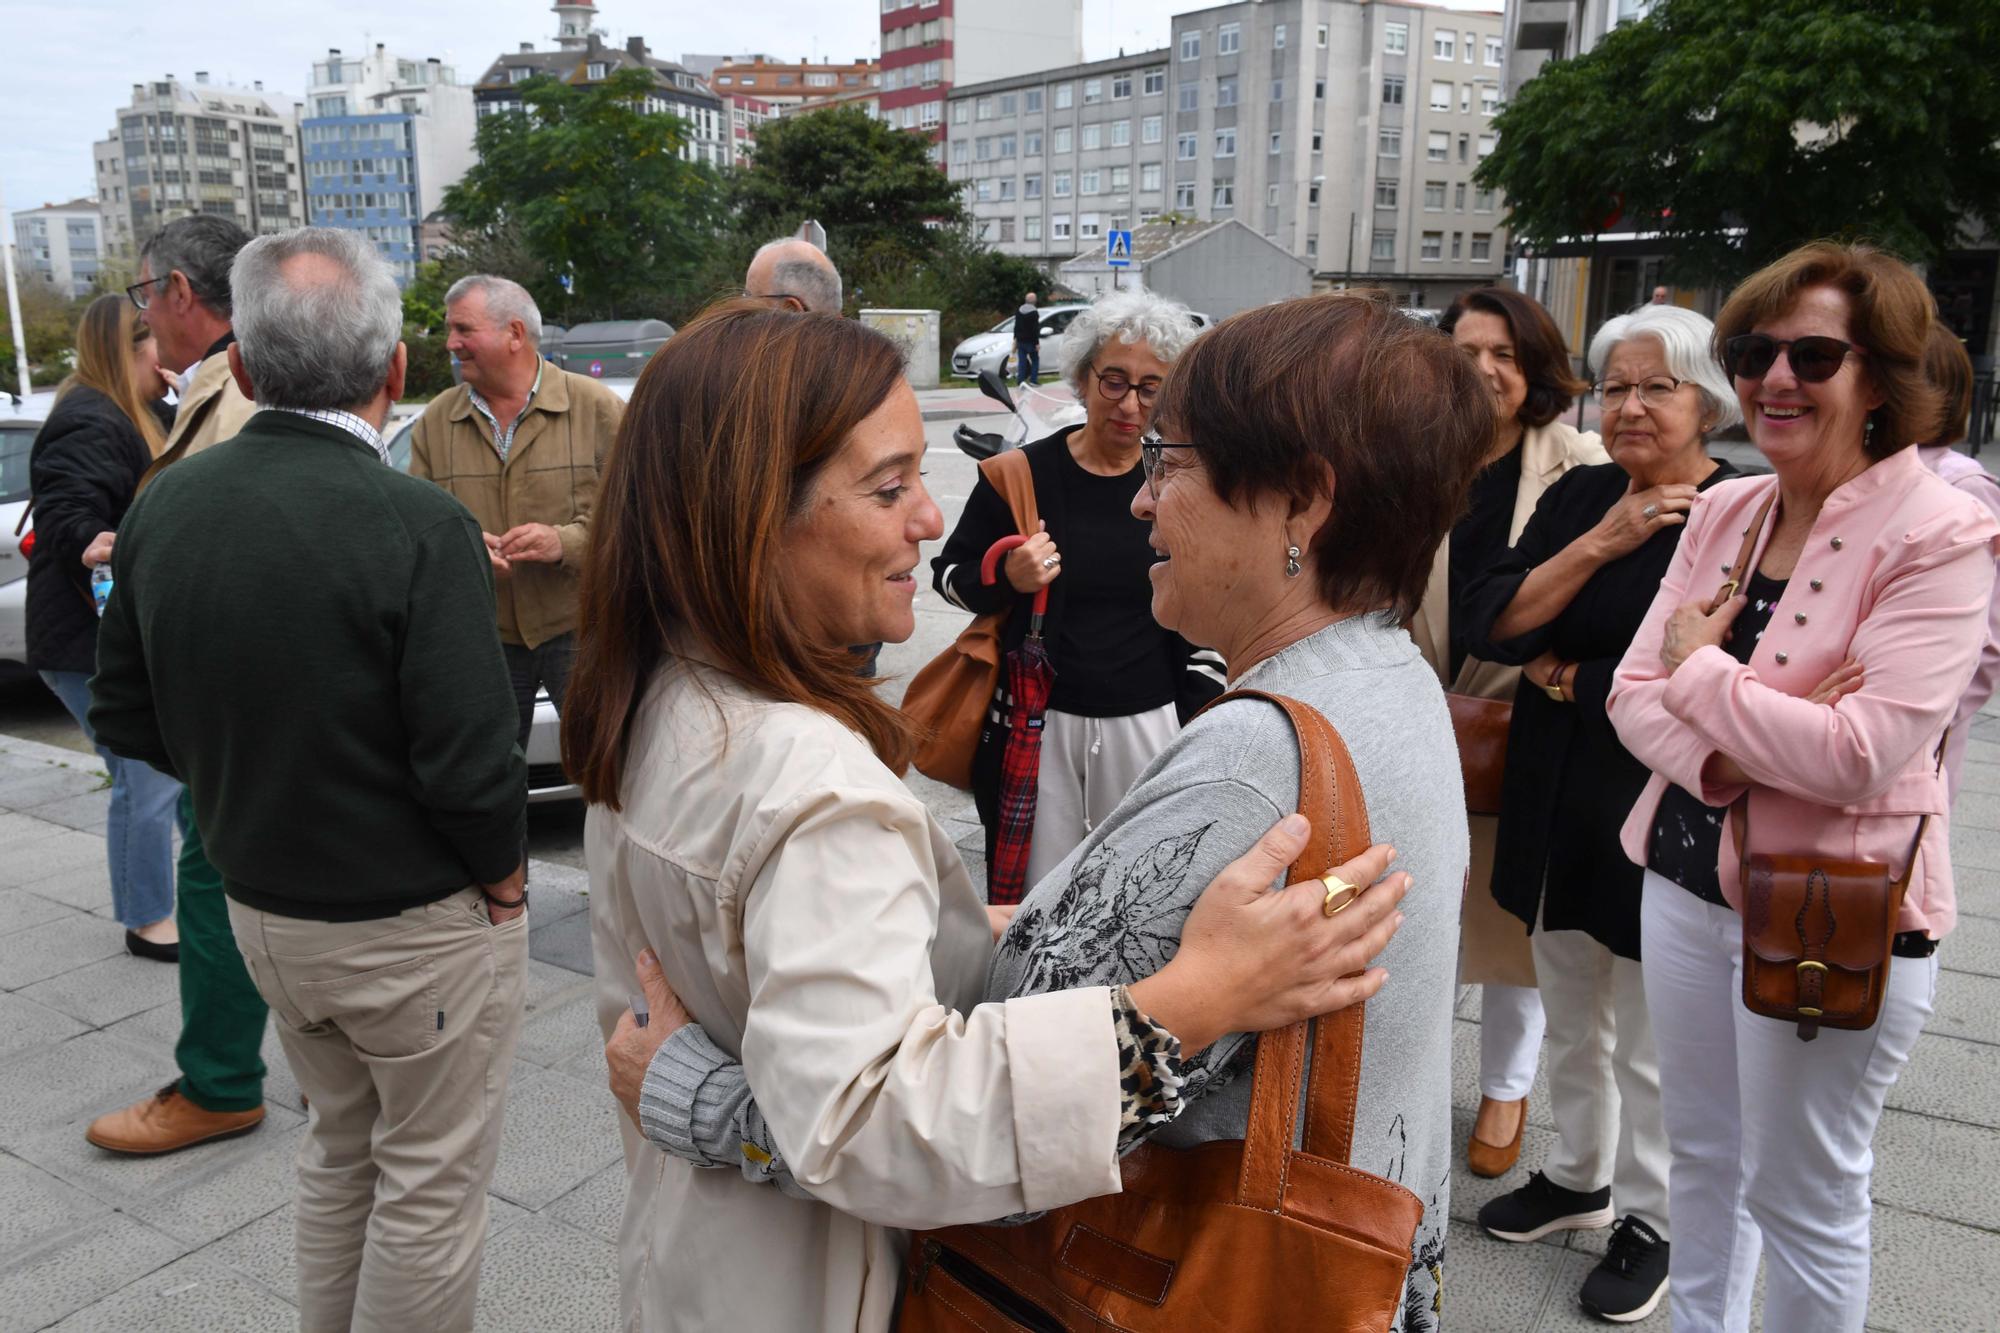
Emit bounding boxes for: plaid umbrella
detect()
[980,534,1056,906]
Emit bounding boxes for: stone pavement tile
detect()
[1957,867,2000,922]
[1926,967,2000,1046]
[0,1152,111,1263]
[0,809,69,848]
[475,1216,620,1333]
[525,866,590,932]
[528,908,594,975]
[1865,1204,2000,1331]
[1455,984,1479,1019]
[17,1102,304,1212]
[1537,1249,1668,1329]
[0,913,126,990]
[514,989,601,1070]
[24,789,111,834]
[0,991,88,1065]
[1938,914,1999,977]
[1960,759,2000,797]
[0,827,108,892]
[0,885,78,936]
[489,1068,624,1210]
[1450,1018,1554,1132]
[44,1253,295,1332]
[10,859,112,915]
[1871,1107,2000,1232]
[0,763,106,815]
[22,950,184,1027]
[1949,822,2000,873]
[122,1122,308,1247]
[1443,1225,1566,1332]
[555,1026,608,1088]
[0,1213,188,1333]
[544,1160,628,1246]
[1963,736,2000,770]
[0,1030,177,1147]
[1882,1032,2000,1129]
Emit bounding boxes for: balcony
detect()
[1514,0,1573,52]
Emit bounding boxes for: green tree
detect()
[442,68,722,318]
[1479,0,2000,286]
[729,107,964,256]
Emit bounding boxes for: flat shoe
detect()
[1467,1095,1526,1178]
[86,1085,264,1156]
[125,930,180,963]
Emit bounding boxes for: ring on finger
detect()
[1041,555,1060,570]
[1642,503,1660,519]
[1321,874,1362,917]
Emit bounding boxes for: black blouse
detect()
[1461,459,1738,959]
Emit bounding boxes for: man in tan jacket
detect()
[411,275,623,751]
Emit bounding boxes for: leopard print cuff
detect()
[1111,985,1186,1151]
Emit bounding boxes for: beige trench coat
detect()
[1411,419,1607,986]
[139,349,259,489]
[587,663,1122,1332]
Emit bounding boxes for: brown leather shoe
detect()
[1466,1095,1527,1178]
[85,1085,265,1155]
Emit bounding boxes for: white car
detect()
[0,393,59,678]
[949,305,1090,380]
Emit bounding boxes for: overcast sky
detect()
[2,0,1496,216]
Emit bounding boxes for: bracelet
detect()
[481,887,529,909]
[1541,662,1569,703]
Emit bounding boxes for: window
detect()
[999,93,1017,115]
[1112,119,1131,147]
[1213,183,1235,208]
[507,67,531,84]
[1025,130,1043,155]
[1271,80,1284,101]
[1218,23,1240,55]
[1215,128,1236,157]
[1025,173,1042,198]
[1052,213,1072,240]
[920,101,942,129]
[1383,76,1404,105]
[1053,126,1072,153]
[1478,133,1496,157]
[1312,129,1323,152]
[1317,24,1329,48]
[1463,232,1489,262]
[1269,131,1282,154]
[1421,231,1442,260]
[1474,186,1495,212]
[810,71,836,87]
[1451,232,1463,260]
[1025,89,1043,113]
[1111,165,1130,191]
[1138,67,1165,97]
[1112,74,1132,100]
[1434,32,1455,61]
[1180,30,1201,61]
[1424,181,1446,209]
[315,96,348,117]
[1308,180,1321,204]
[952,101,969,125]
[1315,78,1326,100]
[1177,133,1197,159]
[1217,79,1237,107]
[1175,181,1196,209]
[1054,82,1073,109]
[1267,184,1281,207]
[1385,22,1408,53]
[1454,182,1467,210]
[975,179,994,203]
[1081,169,1101,194]
[1430,81,1452,111]
[999,134,1016,158]
[1486,37,1504,66]
[1080,213,1102,239]
[1379,127,1402,157]
[1464,32,1477,63]
[975,137,992,161]
[1275,24,1287,49]
[1141,162,1162,191]
[1459,133,1471,162]
[1053,170,1072,196]
[1081,124,1101,150]
[1372,228,1395,260]
[999,218,1015,242]
[977,96,995,120]
[1026,215,1042,241]
[1178,84,1199,112]
[1376,180,1398,207]
[1461,84,1473,114]
[1142,115,1162,143]
[1084,78,1103,104]
[1481,85,1499,115]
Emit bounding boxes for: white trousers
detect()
[1531,920,1669,1233]
[1026,704,1180,887]
[1640,871,1936,1333]
[1479,981,1546,1101]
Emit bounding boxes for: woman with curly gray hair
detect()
[932,286,1221,883]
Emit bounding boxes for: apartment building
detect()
[91,74,304,259]
[12,200,105,299]
[300,46,476,287]
[879,0,1082,156]
[702,56,879,109]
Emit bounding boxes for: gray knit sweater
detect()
[641,614,1467,1332]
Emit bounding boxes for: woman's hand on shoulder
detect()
[1127,815,1408,1056]
[1587,482,1699,562]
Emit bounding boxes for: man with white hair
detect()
[744,236,843,314]
[90,228,528,1330]
[412,274,622,755]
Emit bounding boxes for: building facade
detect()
[879,0,1083,157]
[703,56,879,109]
[301,46,476,287]
[948,0,1507,305]
[13,200,105,298]
[92,74,304,259]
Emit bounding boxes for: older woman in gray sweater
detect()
[616,293,1491,1331]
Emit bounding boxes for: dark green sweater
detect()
[91,410,527,920]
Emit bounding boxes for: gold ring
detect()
[1321,875,1362,916]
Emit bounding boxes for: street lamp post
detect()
[0,181,30,404]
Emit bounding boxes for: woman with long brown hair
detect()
[565,298,1408,1331]
[27,293,180,958]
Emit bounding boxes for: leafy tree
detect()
[442,68,722,318]
[729,107,964,256]
[1479,0,2000,286]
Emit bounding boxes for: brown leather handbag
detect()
[1446,693,1511,816]
[897,689,1424,1332]
[905,450,1037,788]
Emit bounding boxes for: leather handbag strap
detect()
[1711,492,1776,611]
[978,448,1039,535]
[1196,689,1372,1210]
[1732,730,1946,895]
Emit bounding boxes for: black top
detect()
[24,385,172,675]
[1449,443,1523,680]
[1648,568,1786,906]
[1462,459,1739,957]
[90,411,527,920]
[1013,306,1041,345]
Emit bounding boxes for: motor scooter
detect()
[952,368,1087,460]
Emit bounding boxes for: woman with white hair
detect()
[932,286,1222,884]
[1456,302,1742,1322]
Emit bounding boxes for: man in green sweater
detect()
[90,227,528,1330]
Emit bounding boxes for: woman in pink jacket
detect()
[1608,243,1999,1332]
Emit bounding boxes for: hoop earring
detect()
[1285,544,1302,579]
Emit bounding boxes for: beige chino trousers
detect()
[227,886,527,1333]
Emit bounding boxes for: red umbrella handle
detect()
[981,534,1049,615]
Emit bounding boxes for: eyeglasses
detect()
[1092,366,1161,409]
[1723,334,1863,384]
[1139,431,1199,501]
[1596,376,1689,411]
[126,274,171,311]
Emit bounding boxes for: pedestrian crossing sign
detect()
[1106,230,1133,267]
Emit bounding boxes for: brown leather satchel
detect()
[897,689,1424,1332]
[905,450,1037,789]
[1447,692,1511,817]
[1714,494,1935,1042]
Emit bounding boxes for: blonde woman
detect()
[27,293,180,959]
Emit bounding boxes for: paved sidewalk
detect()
[3,705,1998,1329]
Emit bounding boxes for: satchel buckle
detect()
[1717,577,1740,602]
[1796,960,1828,978]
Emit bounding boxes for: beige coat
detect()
[140,349,258,488]
[587,663,1121,1332]
[1411,418,1607,986]
[409,362,622,647]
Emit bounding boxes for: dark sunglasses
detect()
[1139,432,1200,501]
[1723,333,1863,384]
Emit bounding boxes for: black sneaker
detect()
[1579,1216,1670,1323]
[1477,1170,1615,1243]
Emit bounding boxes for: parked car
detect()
[949,304,1090,380]
[1,393,58,678]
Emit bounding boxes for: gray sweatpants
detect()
[1026,703,1180,887]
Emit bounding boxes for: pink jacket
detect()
[1608,446,2000,939]
[1920,445,2000,802]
